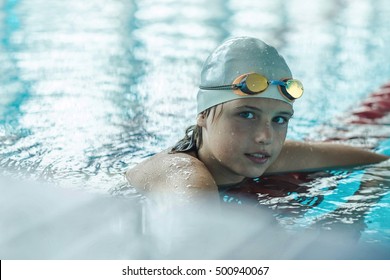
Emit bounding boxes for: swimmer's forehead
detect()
[226,98,294,115]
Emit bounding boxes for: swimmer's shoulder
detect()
[125,149,218,195]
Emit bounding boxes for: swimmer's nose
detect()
[254,121,273,145]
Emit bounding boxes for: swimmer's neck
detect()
[188,149,247,186]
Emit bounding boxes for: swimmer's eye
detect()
[273,116,290,125]
[239,112,255,119]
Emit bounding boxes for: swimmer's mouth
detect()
[245,152,271,163]
[245,152,270,158]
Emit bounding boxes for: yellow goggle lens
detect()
[285,79,304,99]
[244,73,268,93]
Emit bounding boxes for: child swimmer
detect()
[126,37,389,202]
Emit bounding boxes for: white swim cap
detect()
[197,37,298,114]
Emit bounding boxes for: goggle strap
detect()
[199,84,240,90]
[268,80,286,87]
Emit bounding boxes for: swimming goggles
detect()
[199,73,304,101]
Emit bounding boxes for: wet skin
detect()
[126,98,388,203]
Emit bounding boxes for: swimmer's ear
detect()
[197,112,207,127]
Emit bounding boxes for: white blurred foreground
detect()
[1,177,389,260]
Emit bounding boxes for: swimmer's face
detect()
[197,98,293,184]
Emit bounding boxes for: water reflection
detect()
[0,0,390,259]
[0,0,144,189]
[2,0,389,189]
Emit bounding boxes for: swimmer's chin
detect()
[239,168,268,180]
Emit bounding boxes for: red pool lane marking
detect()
[349,81,390,124]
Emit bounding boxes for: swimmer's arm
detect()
[266,141,389,173]
[126,152,219,204]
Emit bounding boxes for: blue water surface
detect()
[1,0,390,259]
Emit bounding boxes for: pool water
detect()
[1,0,390,259]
